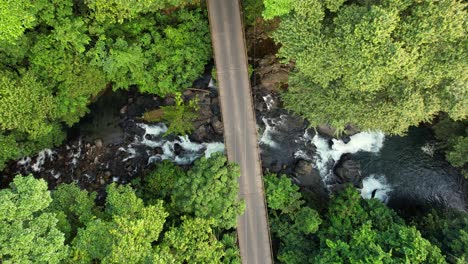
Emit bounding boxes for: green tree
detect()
[137,160,185,202]
[143,92,199,136]
[0,0,36,42]
[221,233,242,264]
[446,137,468,172]
[0,0,211,169]
[272,0,467,135]
[158,217,225,263]
[315,187,446,264]
[432,115,468,178]
[88,9,211,96]
[0,175,68,263]
[413,209,468,263]
[262,0,292,20]
[264,173,322,264]
[265,174,448,264]
[171,154,245,229]
[264,173,304,214]
[71,183,168,263]
[85,0,198,24]
[48,183,97,242]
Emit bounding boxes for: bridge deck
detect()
[206,1,273,263]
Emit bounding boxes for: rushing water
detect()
[353,127,467,211]
[257,94,467,211]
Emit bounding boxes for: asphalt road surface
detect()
[207,1,273,263]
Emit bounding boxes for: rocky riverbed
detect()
[2,41,466,212]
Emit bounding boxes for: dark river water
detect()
[353,127,467,211]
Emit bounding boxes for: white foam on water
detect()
[294,150,312,161]
[332,132,384,154]
[122,147,136,162]
[361,174,392,203]
[178,135,204,152]
[174,154,199,165]
[312,131,385,179]
[421,142,435,157]
[122,122,225,166]
[138,123,167,148]
[259,117,279,148]
[31,149,56,172]
[204,142,225,158]
[208,78,217,89]
[17,156,31,166]
[50,169,61,179]
[160,141,175,160]
[69,139,82,168]
[138,123,168,136]
[262,94,275,111]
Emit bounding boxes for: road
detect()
[206,1,273,263]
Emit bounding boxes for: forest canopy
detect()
[0,0,211,169]
[265,0,467,135]
[264,173,467,264]
[0,154,242,263]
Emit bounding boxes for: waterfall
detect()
[311,131,390,201]
[361,175,392,203]
[259,117,278,148]
[262,94,275,111]
[31,149,55,172]
[123,123,225,166]
[205,142,226,158]
[312,131,385,178]
[208,78,217,89]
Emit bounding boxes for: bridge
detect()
[206,1,273,263]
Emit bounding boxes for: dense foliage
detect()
[412,209,468,263]
[0,176,68,263]
[265,0,467,135]
[264,174,453,264]
[0,155,242,263]
[143,93,200,136]
[139,154,245,229]
[432,115,468,178]
[0,0,211,169]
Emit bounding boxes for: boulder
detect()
[119,105,128,115]
[163,96,175,106]
[260,71,289,92]
[317,124,336,138]
[342,135,351,144]
[255,101,264,112]
[212,118,224,135]
[333,154,363,188]
[94,139,103,148]
[294,160,313,176]
[192,125,208,141]
[173,143,183,156]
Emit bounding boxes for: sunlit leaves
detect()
[275,0,468,135]
[171,154,244,229]
[0,176,68,263]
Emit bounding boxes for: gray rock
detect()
[294,160,325,189]
[212,118,224,134]
[164,96,175,105]
[192,125,208,141]
[255,101,264,112]
[260,72,289,91]
[333,154,363,188]
[183,90,193,97]
[317,124,336,138]
[120,105,128,115]
[294,160,313,176]
[94,139,103,148]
